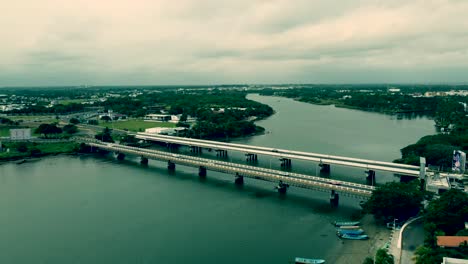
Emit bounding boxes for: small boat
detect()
[295,257,326,264]
[333,221,360,227]
[336,229,365,235]
[338,233,369,240]
[339,225,360,230]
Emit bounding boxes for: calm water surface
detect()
[0,95,435,264]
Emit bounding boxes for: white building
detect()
[144,114,171,122]
[10,128,31,140]
[144,127,186,135]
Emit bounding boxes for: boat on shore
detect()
[333,221,360,227]
[339,225,360,229]
[338,233,369,240]
[336,229,365,235]
[295,257,325,264]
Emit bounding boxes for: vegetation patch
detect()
[0,142,79,160]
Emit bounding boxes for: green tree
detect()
[35,123,63,138]
[425,189,468,235]
[16,142,28,152]
[362,257,374,264]
[363,181,424,223]
[414,246,445,264]
[95,127,114,143]
[63,124,78,134]
[375,248,394,264]
[69,118,80,124]
[100,116,111,122]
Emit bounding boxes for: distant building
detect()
[437,236,468,248]
[10,128,31,140]
[144,114,171,122]
[441,257,468,264]
[425,174,451,194]
[98,110,127,120]
[144,127,186,135]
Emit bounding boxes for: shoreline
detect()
[330,214,391,264]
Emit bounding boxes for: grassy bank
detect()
[0,142,79,161]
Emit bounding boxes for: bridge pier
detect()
[275,180,289,194]
[167,161,176,171]
[280,158,292,168]
[330,190,339,207]
[365,170,376,186]
[116,153,125,160]
[235,173,244,185]
[319,162,330,174]
[216,149,228,158]
[199,166,207,178]
[245,153,258,162]
[140,157,148,165]
[190,146,202,154]
[167,143,180,150]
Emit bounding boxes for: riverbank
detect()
[0,141,79,162]
[332,214,391,264]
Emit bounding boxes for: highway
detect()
[135,132,422,176]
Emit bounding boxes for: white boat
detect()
[295,257,326,264]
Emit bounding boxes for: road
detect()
[400,219,424,264]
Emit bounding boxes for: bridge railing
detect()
[86,142,373,197]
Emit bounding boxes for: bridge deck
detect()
[87,142,373,197]
[135,133,420,176]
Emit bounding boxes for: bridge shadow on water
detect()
[93,153,362,216]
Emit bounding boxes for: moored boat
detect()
[295,257,326,264]
[333,221,360,227]
[338,233,369,240]
[339,225,360,229]
[336,229,365,235]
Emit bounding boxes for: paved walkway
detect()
[389,217,424,264]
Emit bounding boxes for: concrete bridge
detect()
[134,132,435,183]
[81,140,374,205]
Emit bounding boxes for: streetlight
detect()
[393,218,399,230]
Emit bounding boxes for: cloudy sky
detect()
[2,0,468,86]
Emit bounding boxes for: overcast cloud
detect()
[1,0,468,86]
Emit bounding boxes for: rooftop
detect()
[437,236,468,248]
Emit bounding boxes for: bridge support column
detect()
[235,173,244,185]
[330,190,339,207]
[216,150,228,158]
[280,158,292,168]
[167,161,176,171]
[365,170,376,186]
[117,153,125,160]
[167,143,180,150]
[245,153,258,162]
[275,181,289,194]
[319,162,330,174]
[140,157,148,165]
[199,166,207,178]
[190,146,202,154]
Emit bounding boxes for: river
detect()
[0,94,435,264]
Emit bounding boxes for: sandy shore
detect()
[328,214,391,264]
